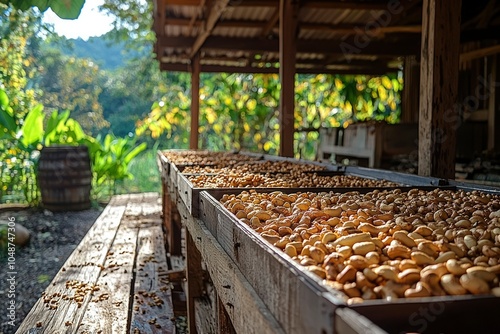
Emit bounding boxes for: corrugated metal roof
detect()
[153,0,498,74]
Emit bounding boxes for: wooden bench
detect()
[16,193,176,334]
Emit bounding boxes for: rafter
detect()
[189,0,230,58]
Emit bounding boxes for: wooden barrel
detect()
[37,145,92,211]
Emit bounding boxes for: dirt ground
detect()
[0,206,103,334]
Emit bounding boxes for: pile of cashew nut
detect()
[221,188,500,303]
[164,150,260,165]
[189,172,399,188]
[183,160,327,174]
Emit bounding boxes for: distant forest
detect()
[59,36,141,70]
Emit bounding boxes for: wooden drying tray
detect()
[198,189,500,334]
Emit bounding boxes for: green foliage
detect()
[0,224,7,258]
[59,35,139,70]
[88,133,147,199]
[43,110,86,145]
[4,0,85,19]
[137,72,402,159]
[121,148,160,193]
[100,0,154,48]
[0,3,40,119]
[99,56,168,137]
[0,89,39,203]
[34,46,109,134]
[0,86,147,204]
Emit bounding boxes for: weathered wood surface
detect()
[16,195,129,334]
[16,193,175,334]
[335,308,386,334]
[194,297,216,334]
[350,296,500,333]
[129,223,175,334]
[158,152,182,256]
[179,201,285,334]
[194,282,218,334]
[186,231,205,333]
[78,208,139,334]
[418,0,462,178]
[279,0,298,157]
[401,56,420,124]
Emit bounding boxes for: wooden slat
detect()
[335,308,387,334]
[77,201,140,333]
[194,297,217,334]
[15,195,130,334]
[418,0,462,178]
[17,193,176,334]
[186,230,205,333]
[180,203,285,334]
[129,222,175,334]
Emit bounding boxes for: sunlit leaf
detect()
[21,104,44,147]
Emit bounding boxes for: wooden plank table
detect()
[16,193,176,334]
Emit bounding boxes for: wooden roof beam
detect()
[242,55,394,67]
[226,0,390,10]
[160,62,394,75]
[166,17,267,29]
[157,36,421,55]
[187,0,206,35]
[302,0,390,10]
[154,0,166,36]
[189,0,230,58]
[163,0,203,6]
[300,23,422,35]
[165,17,422,35]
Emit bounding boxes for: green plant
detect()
[0,89,40,203]
[0,224,7,258]
[119,148,161,194]
[1,87,147,204]
[88,133,147,200]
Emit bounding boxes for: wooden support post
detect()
[418,0,461,178]
[279,0,298,157]
[488,54,500,151]
[402,56,420,124]
[190,53,200,149]
[186,229,205,334]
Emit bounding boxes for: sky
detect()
[42,0,114,40]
